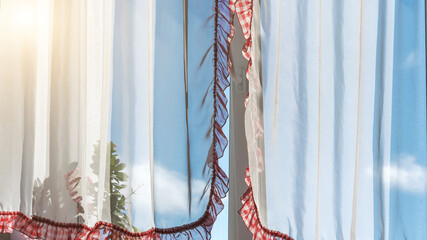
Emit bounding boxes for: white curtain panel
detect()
[0,0,231,239]
[242,0,427,239]
[0,0,115,225]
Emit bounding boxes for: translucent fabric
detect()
[239,0,427,239]
[0,0,231,239]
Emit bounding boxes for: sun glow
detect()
[0,1,43,33]
[15,6,35,28]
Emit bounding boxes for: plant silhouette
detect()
[65,141,140,234]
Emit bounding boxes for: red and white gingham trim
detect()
[230,0,252,60]
[239,168,295,240]
[231,0,252,39]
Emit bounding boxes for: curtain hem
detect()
[0,161,227,239]
[239,167,294,240]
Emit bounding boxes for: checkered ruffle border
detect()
[239,168,295,240]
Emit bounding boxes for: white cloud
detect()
[403,51,423,68]
[130,161,210,229]
[383,155,427,193]
[404,51,416,67]
[129,161,153,228]
[153,164,208,216]
[365,155,427,193]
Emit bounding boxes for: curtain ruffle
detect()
[239,168,294,240]
[230,0,253,106]
[0,162,227,240]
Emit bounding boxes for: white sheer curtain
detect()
[0,0,115,226]
[0,0,231,239]
[240,0,427,239]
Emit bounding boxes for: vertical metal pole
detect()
[229,11,253,240]
[182,0,192,216]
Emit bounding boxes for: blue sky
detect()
[211,90,230,240]
[110,0,230,236]
[385,0,426,238]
